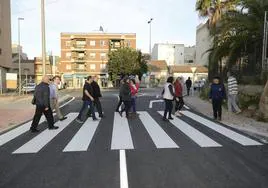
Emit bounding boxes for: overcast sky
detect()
[11,0,203,58]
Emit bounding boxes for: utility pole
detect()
[18,17,24,96]
[148,18,153,57]
[262,11,268,76]
[41,0,46,76]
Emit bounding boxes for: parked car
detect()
[22,83,36,93]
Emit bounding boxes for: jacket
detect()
[162,83,175,100]
[186,79,192,88]
[209,83,226,100]
[130,83,139,96]
[91,81,102,98]
[120,83,132,101]
[227,76,238,95]
[174,81,183,97]
[34,82,50,108]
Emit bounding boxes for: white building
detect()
[152,43,184,66]
[195,23,213,66]
[184,46,196,64]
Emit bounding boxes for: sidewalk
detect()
[184,95,268,140]
[0,93,72,133]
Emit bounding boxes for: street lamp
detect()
[262,11,268,76]
[41,0,47,76]
[148,18,153,56]
[18,17,24,96]
[191,67,197,96]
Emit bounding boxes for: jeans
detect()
[212,99,222,119]
[31,106,54,129]
[228,94,241,113]
[121,101,131,117]
[175,97,184,112]
[187,87,191,96]
[77,100,96,120]
[131,96,137,113]
[163,99,173,119]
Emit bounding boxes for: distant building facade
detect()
[59,32,136,88]
[0,0,12,91]
[184,46,196,64]
[152,43,184,66]
[195,23,213,66]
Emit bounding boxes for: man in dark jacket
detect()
[30,75,58,132]
[185,77,192,96]
[90,76,104,118]
[119,77,132,118]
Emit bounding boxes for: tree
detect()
[107,47,148,81]
[133,50,148,80]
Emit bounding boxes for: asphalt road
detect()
[0,89,267,188]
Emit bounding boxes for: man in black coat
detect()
[30,75,59,132]
[185,77,192,96]
[90,76,104,118]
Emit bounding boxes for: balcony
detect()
[71,45,86,52]
[71,57,86,63]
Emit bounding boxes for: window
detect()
[90,40,96,46]
[100,53,106,59]
[89,53,96,59]
[66,65,72,70]
[100,40,106,47]
[65,52,71,59]
[78,64,85,70]
[78,53,85,58]
[100,64,106,69]
[65,41,71,47]
[76,40,86,47]
[0,48,2,55]
[126,40,131,47]
[90,64,96,70]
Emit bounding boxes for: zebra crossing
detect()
[0,110,263,155]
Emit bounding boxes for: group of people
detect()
[115,76,140,118]
[161,76,185,121]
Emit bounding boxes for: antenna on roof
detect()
[99,26,104,32]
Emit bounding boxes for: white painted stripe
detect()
[158,111,221,147]
[181,111,263,146]
[59,96,75,108]
[120,150,129,188]
[139,111,179,149]
[63,118,100,152]
[13,113,78,154]
[111,113,134,150]
[184,105,190,110]
[149,100,164,108]
[0,117,46,147]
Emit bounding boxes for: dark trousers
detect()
[77,100,96,120]
[93,97,103,116]
[116,96,123,111]
[175,97,184,111]
[163,99,173,119]
[121,101,131,117]
[187,87,191,96]
[212,99,222,119]
[131,96,137,113]
[31,106,54,129]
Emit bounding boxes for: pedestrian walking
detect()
[30,75,59,132]
[227,72,241,114]
[76,76,97,123]
[185,77,192,96]
[49,76,67,121]
[174,77,184,117]
[119,77,132,118]
[209,76,226,121]
[90,76,104,118]
[162,76,175,121]
[115,79,124,112]
[129,78,140,115]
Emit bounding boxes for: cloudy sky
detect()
[11,0,204,58]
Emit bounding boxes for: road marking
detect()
[158,111,221,147]
[63,118,100,152]
[149,100,164,108]
[13,113,77,154]
[139,111,179,149]
[181,111,263,146]
[184,105,190,110]
[59,96,75,108]
[0,117,46,147]
[120,150,129,188]
[111,113,134,150]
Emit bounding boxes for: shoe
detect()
[60,117,67,121]
[49,126,59,130]
[168,117,174,120]
[162,117,169,122]
[76,118,84,123]
[30,127,39,133]
[175,111,182,117]
[99,114,104,118]
[119,111,123,117]
[93,118,98,121]
[236,110,242,114]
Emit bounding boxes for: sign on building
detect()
[6,73,18,89]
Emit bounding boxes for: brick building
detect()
[59,32,136,88]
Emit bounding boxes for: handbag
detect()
[31,96,36,105]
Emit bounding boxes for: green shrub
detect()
[238,93,261,110]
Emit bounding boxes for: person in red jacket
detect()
[129,78,139,115]
[174,77,184,117]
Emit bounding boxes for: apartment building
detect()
[0,0,12,91]
[59,32,136,88]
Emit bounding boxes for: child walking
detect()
[209,76,226,121]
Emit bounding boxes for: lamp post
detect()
[148,18,153,56]
[18,17,24,96]
[262,11,268,76]
[191,67,197,96]
[41,0,47,76]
